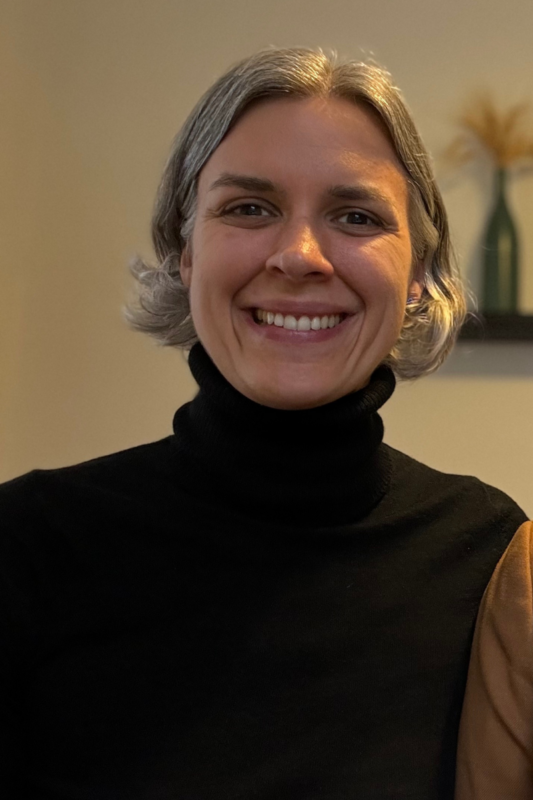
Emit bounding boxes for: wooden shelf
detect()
[459,314,533,341]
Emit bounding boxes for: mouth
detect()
[252,308,349,332]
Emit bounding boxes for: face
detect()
[180,96,422,409]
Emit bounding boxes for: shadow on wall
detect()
[437,343,533,377]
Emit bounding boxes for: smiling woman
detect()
[178,96,416,409]
[125,48,463,385]
[0,47,530,800]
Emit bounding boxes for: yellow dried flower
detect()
[443,92,533,169]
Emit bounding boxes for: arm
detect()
[455,521,533,800]
[0,471,47,797]
[0,557,28,798]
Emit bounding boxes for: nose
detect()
[265,218,334,281]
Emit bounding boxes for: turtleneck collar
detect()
[171,343,396,528]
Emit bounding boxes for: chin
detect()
[232,355,377,408]
[240,379,351,410]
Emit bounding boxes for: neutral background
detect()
[2,0,532,514]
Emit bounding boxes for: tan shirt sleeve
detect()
[455,521,533,800]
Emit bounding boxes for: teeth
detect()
[285,315,298,330]
[254,309,344,330]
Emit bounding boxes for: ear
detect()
[407,260,425,303]
[180,245,192,289]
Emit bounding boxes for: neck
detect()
[171,343,396,528]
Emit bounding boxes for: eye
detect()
[336,210,381,227]
[223,203,272,218]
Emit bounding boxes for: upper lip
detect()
[246,301,356,317]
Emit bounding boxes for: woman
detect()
[0,47,528,799]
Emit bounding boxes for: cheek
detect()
[216,225,275,267]
[343,240,411,309]
[193,234,273,316]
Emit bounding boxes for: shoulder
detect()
[383,444,528,539]
[0,437,178,548]
[0,438,180,622]
[0,437,174,506]
[479,521,533,627]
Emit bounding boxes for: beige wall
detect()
[1,0,532,515]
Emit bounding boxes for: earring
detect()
[406,296,417,305]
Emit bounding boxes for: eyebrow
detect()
[208,173,393,207]
[208,173,282,194]
[327,184,393,206]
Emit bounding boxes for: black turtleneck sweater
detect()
[0,344,527,799]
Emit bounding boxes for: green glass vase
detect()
[482,167,519,313]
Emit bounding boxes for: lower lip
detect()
[242,311,355,343]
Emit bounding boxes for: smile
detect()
[253,309,347,331]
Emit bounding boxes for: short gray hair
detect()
[123,46,466,379]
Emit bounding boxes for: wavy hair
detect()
[123,47,466,379]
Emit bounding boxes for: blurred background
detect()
[1,0,532,514]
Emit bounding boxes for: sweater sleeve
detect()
[455,520,533,800]
[0,471,46,796]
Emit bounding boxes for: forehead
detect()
[197,96,409,205]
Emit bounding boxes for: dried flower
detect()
[443,92,533,169]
